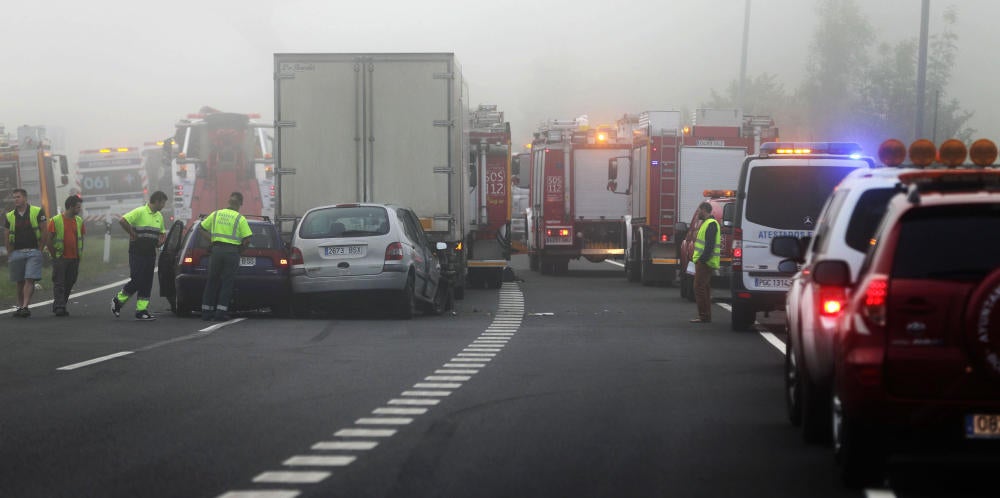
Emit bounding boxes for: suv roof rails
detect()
[897,170,1000,204]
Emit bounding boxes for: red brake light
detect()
[660,234,668,242]
[732,228,743,271]
[546,229,553,237]
[819,286,847,316]
[861,276,889,327]
[385,242,404,261]
[290,247,304,265]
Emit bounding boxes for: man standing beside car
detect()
[47,195,85,317]
[199,192,252,322]
[111,191,167,321]
[690,202,720,324]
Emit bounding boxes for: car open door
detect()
[157,220,186,310]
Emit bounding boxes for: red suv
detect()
[810,168,1000,486]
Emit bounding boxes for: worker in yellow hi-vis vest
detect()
[199,192,252,322]
[690,201,720,324]
[111,191,167,321]
[46,195,85,317]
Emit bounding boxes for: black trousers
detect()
[52,257,80,311]
[123,253,156,299]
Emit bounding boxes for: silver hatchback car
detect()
[289,203,451,318]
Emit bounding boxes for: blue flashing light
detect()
[760,142,863,157]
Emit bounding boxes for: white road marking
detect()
[2,277,131,316]
[334,428,397,437]
[425,375,471,381]
[457,353,495,357]
[218,491,300,498]
[388,398,440,406]
[355,417,413,425]
[283,455,356,467]
[401,390,452,397]
[198,317,247,332]
[482,332,515,336]
[463,348,501,352]
[444,362,485,368]
[57,351,133,371]
[435,369,478,374]
[449,357,491,362]
[373,407,427,416]
[473,340,508,344]
[759,331,787,355]
[252,471,330,483]
[312,441,379,450]
[865,490,897,498]
[413,382,461,389]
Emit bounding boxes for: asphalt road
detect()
[0,256,993,498]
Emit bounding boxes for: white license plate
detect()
[754,278,791,289]
[239,256,256,267]
[325,245,364,256]
[966,414,1000,439]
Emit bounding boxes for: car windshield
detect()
[298,206,391,239]
[892,204,1000,280]
[746,165,859,229]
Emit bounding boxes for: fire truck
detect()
[0,125,71,219]
[620,109,776,285]
[467,105,512,288]
[77,145,147,226]
[525,118,631,274]
[167,107,273,227]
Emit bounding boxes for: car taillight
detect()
[290,247,304,265]
[818,286,848,316]
[732,228,742,270]
[660,234,668,242]
[182,256,194,267]
[861,276,889,328]
[385,242,404,261]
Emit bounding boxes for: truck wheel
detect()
[555,258,569,275]
[626,252,640,283]
[640,260,654,286]
[489,269,503,289]
[539,257,552,275]
[529,254,539,271]
[730,301,755,331]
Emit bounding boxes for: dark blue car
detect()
[158,216,292,317]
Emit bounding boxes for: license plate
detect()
[754,278,791,289]
[325,245,364,256]
[239,256,256,267]
[966,414,1000,439]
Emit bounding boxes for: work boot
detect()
[111,297,123,317]
[135,310,156,321]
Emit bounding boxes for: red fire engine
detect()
[467,105,512,288]
[526,118,631,274]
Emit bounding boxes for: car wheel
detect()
[730,301,755,331]
[422,280,450,316]
[396,274,416,319]
[173,295,192,318]
[786,343,802,427]
[832,392,885,488]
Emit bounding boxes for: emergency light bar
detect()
[877,138,999,168]
[703,189,735,198]
[759,142,863,157]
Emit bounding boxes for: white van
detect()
[729,142,876,330]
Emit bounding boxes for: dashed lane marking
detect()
[252,471,330,484]
[57,351,133,371]
[217,283,524,497]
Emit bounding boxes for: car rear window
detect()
[892,204,1000,280]
[298,206,390,239]
[746,165,859,229]
[248,223,279,249]
[844,188,897,252]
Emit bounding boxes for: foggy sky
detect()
[2,0,996,161]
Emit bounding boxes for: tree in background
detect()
[707,1,973,154]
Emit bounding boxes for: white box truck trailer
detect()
[273,53,470,297]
